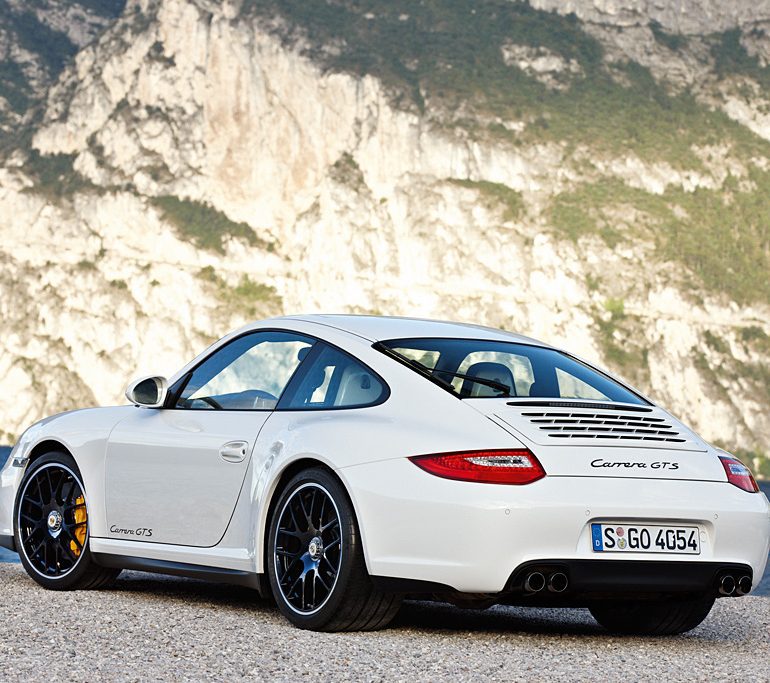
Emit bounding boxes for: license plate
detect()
[591,523,700,555]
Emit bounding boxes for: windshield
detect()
[378,338,647,404]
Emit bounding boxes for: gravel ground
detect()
[0,563,768,682]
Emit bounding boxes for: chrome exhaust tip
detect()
[547,572,569,593]
[719,575,736,596]
[524,571,546,593]
[736,575,752,596]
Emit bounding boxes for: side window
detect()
[176,331,315,410]
[281,344,386,410]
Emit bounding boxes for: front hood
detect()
[466,399,727,482]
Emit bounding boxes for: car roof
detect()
[273,314,550,346]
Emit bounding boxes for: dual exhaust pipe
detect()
[524,570,568,594]
[719,574,752,597]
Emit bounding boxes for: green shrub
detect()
[198,266,282,318]
[711,28,770,91]
[448,179,523,221]
[649,20,686,52]
[23,151,97,199]
[241,1,770,169]
[548,174,770,306]
[330,152,365,189]
[76,259,97,271]
[151,196,274,254]
[703,330,729,354]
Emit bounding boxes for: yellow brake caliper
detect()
[71,496,87,557]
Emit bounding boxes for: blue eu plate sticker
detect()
[591,524,604,551]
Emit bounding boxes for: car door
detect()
[104,330,316,547]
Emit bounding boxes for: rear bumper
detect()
[340,458,770,594]
[500,559,751,606]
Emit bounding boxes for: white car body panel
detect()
[104,409,270,547]
[2,314,769,599]
[340,458,770,592]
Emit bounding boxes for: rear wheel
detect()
[15,452,121,590]
[267,467,401,631]
[589,596,715,635]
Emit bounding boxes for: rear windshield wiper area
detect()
[374,344,513,397]
[431,368,512,396]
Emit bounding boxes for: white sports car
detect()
[1,315,768,634]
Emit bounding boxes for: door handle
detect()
[220,441,249,463]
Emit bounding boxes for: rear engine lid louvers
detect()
[495,401,706,452]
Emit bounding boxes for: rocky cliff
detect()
[1,0,769,474]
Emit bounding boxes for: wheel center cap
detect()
[308,536,324,561]
[47,510,63,534]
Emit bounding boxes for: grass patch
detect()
[448,179,524,221]
[703,330,729,354]
[198,266,282,319]
[739,326,770,355]
[593,298,649,383]
[151,196,274,254]
[548,173,770,305]
[76,259,97,271]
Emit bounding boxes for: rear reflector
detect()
[409,449,545,485]
[718,455,759,493]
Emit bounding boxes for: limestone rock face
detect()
[529,0,770,34]
[1,0,769,472]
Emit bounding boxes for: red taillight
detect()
[409,449,546,485]
[719,455,759,493]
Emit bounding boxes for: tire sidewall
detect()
[14,451,95,590]
[266,468,360,630]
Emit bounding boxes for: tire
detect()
[14,451,121,591]
[589,596,715,635]
[266,467,401,631]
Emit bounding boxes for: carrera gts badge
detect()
[110,525,153,538]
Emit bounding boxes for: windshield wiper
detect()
[375,344,513,397]
[431,368,513,396]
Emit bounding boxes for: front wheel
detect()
[267,467,401,631]
[15,452,121,590]
[589,596,715,635]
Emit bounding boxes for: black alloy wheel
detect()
[15,452,121,590]
[17,461,88,578]
[273,482,343,614]
[267,467,401,631]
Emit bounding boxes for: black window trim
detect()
[374,337,650,406]
[164,328,390,413]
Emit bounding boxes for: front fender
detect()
[1,406,136,539]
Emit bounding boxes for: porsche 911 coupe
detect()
[1,315,768,634]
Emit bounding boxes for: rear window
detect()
[379,338,646,404]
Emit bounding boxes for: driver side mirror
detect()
[125,376,169,408]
